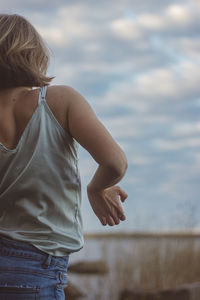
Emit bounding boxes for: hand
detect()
[87,185,128,226]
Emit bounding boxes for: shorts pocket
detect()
[0,284,40,299]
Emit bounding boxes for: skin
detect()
[0,85,128,227]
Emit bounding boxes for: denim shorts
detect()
[0,235,69,299]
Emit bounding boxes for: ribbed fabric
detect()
[0,86,84,256]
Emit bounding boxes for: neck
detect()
[0,87,33,105]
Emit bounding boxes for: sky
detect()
[1,0,200,233]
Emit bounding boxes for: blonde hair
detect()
[0,14,54,90]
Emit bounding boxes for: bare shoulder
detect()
[45,84,86,133]
[46,84,83,103]
[46,84,89,116]
[45,84,79,114]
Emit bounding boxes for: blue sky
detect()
[1,0,200,233]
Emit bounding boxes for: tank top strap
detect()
[38,86,47,104]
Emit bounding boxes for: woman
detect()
[0,14,128,299]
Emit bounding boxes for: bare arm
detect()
[66,86,128,226]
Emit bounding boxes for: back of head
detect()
[0,14,54,90]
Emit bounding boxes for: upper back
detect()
[0,85,70,151]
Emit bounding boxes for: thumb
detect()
[118,187,128,202]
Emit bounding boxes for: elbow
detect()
[120,156,128,177]
[110,153,128,179]
[98,147,128,180]
[124,158,128,174]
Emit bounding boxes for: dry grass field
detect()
[67,232,200,299]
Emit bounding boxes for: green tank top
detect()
[0,86,84,256]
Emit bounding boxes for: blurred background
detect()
[1,0,200,234]
[1,1,200,298]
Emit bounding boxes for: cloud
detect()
[137,13,165,30]
[170,122,200,137]
[193,153,200,165]
[129,154,155,166]
[0,0,200,232]
[110,18,142,40]
[166,4,193,25]
[96,61,200,113]
[0,0,67,11]
[137,3,200,34]
[156,161,200,200]
[153,137,200,151]
[169,37,200,61]
[101,115,140,139]
[135,62,200,101]
[36,26,69,47]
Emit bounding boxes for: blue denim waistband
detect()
[0,235,69,270]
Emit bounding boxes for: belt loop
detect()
[42,254,52,269]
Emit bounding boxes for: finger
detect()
[115,204,126,221]
[118,187,128,202]
[110,212,120,225]
[119,214,126,221]
[107,216,115,226]
[115,203,125,217]
[100,216,107,226]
